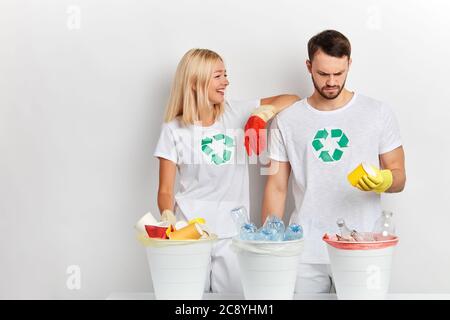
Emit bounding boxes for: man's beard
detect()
[312,75,346,100]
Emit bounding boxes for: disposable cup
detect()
[347,162,376,186]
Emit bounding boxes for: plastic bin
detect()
[231,237,304,300]
[138,233,217,300]
[323,233,399,300]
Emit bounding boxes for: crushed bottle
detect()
[284,223,303,241]
[240,222,257,240]
[231,209,303,242]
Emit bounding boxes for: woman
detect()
[153,48,299,293]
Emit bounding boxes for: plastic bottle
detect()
[262,215,285,241]
[284,223,303,241]
[263,215,285,233]
[230,207,249,233]
[240,223,257,240]
[372,211,396,237]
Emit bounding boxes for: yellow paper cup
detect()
[188,217,206,225]
[168,223,203,240]
[165,224,174,237]
[347,162,376,186]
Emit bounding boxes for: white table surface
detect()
[107,292,450,300]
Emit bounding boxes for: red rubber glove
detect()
[244,105,276,156]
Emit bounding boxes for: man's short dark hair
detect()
[308,30,351,61]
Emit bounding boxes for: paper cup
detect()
[323,234,399,300]
[168,223,203,240]
[232,238,304,300]
[146,239,214,300]
[134,212,158,233]
[145,225,168,239]
[347,162,376,186]
[188,217,206,225]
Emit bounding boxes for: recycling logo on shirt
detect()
[311,128,349,163]
[201,133,234,165]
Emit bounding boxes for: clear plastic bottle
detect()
[284,223,303,241]
[262,215,285,241]
[372,211,396,237]
[240,223,257,240]
[263,215,285,233]
[230,206,249,232]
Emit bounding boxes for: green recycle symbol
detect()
[312,128,349,162]
[201,133,234,165]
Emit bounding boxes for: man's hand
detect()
[244,105,276,156]
[352,164,393,193]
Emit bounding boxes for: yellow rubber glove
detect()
[355,165,393,193]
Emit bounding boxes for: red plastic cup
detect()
[145,225,168,239]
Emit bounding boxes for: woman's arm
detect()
[261,94,301,113]
[245,94,300,156]
[157,158,177,214]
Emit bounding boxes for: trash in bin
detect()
[231,207,304,242]
[135,211,217,300]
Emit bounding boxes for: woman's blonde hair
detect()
[164,48,225,125]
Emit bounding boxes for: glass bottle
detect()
[336,218,363,241]
[372,211,395,237]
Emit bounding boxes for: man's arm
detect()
[380,146,406,193]
[261,160,291,224]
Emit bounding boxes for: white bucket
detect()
[323,234,399,300]
[232,238,304,300]
[144,236,216,300]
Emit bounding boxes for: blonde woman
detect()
[153,48,299,293]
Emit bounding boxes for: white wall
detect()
[1,0,449,299]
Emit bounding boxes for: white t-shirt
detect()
[269,93,402,263]
[154,99,259,238]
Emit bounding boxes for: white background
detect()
[1,0,449,299]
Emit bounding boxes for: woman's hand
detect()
[244,94,300,156]
[244,105,277,156]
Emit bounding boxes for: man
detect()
[262,30,406,293]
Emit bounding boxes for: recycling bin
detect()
[323,233,399,300]
[138,233,217,300]
[231,237,304,300]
